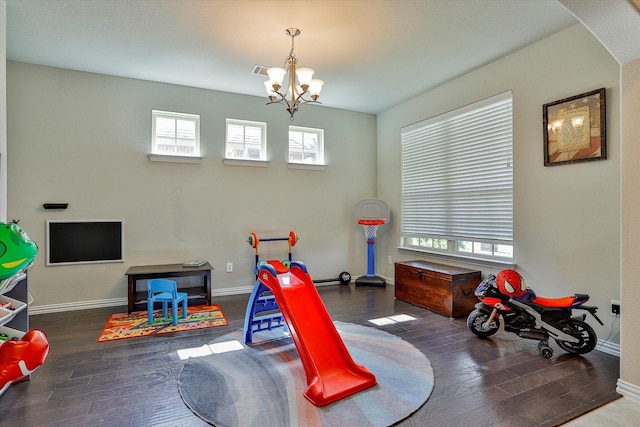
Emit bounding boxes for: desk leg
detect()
[128,276,135,314]
[205,271,211,306]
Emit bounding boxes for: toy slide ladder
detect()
[243,281,287,344]
[243,259,376,406]
[243,232,299,343]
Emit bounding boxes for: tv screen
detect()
[46,220,124,266]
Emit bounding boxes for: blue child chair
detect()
[147,279,188,326]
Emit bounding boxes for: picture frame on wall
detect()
[542,87,606,166]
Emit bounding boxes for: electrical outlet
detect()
[611,300,621,316]
[226,262,233,273]
[388,255,392,265]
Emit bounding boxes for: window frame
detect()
[288,126,325,165]
[151,110,201,158]
[224,118,267,162]
[400,91,514,264]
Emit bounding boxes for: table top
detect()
[125,262,212,275]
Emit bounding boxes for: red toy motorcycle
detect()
[467,270,603,358]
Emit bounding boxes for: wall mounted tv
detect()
[46,220,125,266]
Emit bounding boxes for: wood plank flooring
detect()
[0,284,621,426]
[563,397,640,426]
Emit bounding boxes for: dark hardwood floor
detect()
[0,284,620,426]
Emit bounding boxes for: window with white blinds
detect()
[151,110,200,157]
[400,91,513,261]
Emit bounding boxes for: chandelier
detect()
[263,28,324,120]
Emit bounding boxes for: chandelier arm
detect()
[297,98,322,106]
[293,88,322,105]
[265,90,322,108]
[266,90,293,108]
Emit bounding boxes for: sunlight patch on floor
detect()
[177,340,244,360]
[368,314,417,326]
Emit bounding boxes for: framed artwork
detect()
[543,88,606,166]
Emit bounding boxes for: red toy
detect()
[248,259,376,406]
[0,329,50,395]
[495,269,527,297]
[468,272,603,358]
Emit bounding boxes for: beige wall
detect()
[7,62,377,308]
[376,24,621,343]
[1,1,6,222]
[621,58,640,390]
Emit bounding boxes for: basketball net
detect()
[358,219,385,243]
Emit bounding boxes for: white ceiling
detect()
[5,0,582,114]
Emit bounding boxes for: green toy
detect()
[0,222,38,291]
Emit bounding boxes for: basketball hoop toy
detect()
[354,199,389,287]
[359,219,384,272]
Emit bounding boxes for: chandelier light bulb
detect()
[267,67,286,90]
[309,79,324,99]
[295,68,315,90]
[264,81,277,101]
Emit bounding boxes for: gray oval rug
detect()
[178,321,434,427]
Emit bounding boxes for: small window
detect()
[151,110,200,157]
[225,119,267,161]
[288,126,324,164]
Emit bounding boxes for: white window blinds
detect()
[401,91,513,244]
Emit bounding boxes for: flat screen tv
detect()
[46,220,125,266]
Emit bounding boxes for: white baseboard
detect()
[617,379,640,402]
[28,287,258,314]
[27,278,392,315]
[212,285,254,296]
[597,339,621,357]
[29,297,129,314]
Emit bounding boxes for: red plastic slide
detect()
[257,260,376,406]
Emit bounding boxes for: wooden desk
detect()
[125,263,212,313]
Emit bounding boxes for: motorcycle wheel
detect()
[554,319,597,354]
[467,309,500,338]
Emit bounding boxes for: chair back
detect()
[148,279,178,299]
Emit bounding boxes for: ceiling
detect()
[5,0,582,114]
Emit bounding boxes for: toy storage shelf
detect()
[394,261,481,318]
[0,294,27,328]
[0,273,29,346]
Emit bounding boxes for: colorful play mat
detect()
[97,304,228,342]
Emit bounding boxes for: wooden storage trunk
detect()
[394,261,481,318]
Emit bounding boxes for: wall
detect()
[1,1,6,222]
[621,58,640,393]
[376,24,621,342]
[7,62,376,310]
